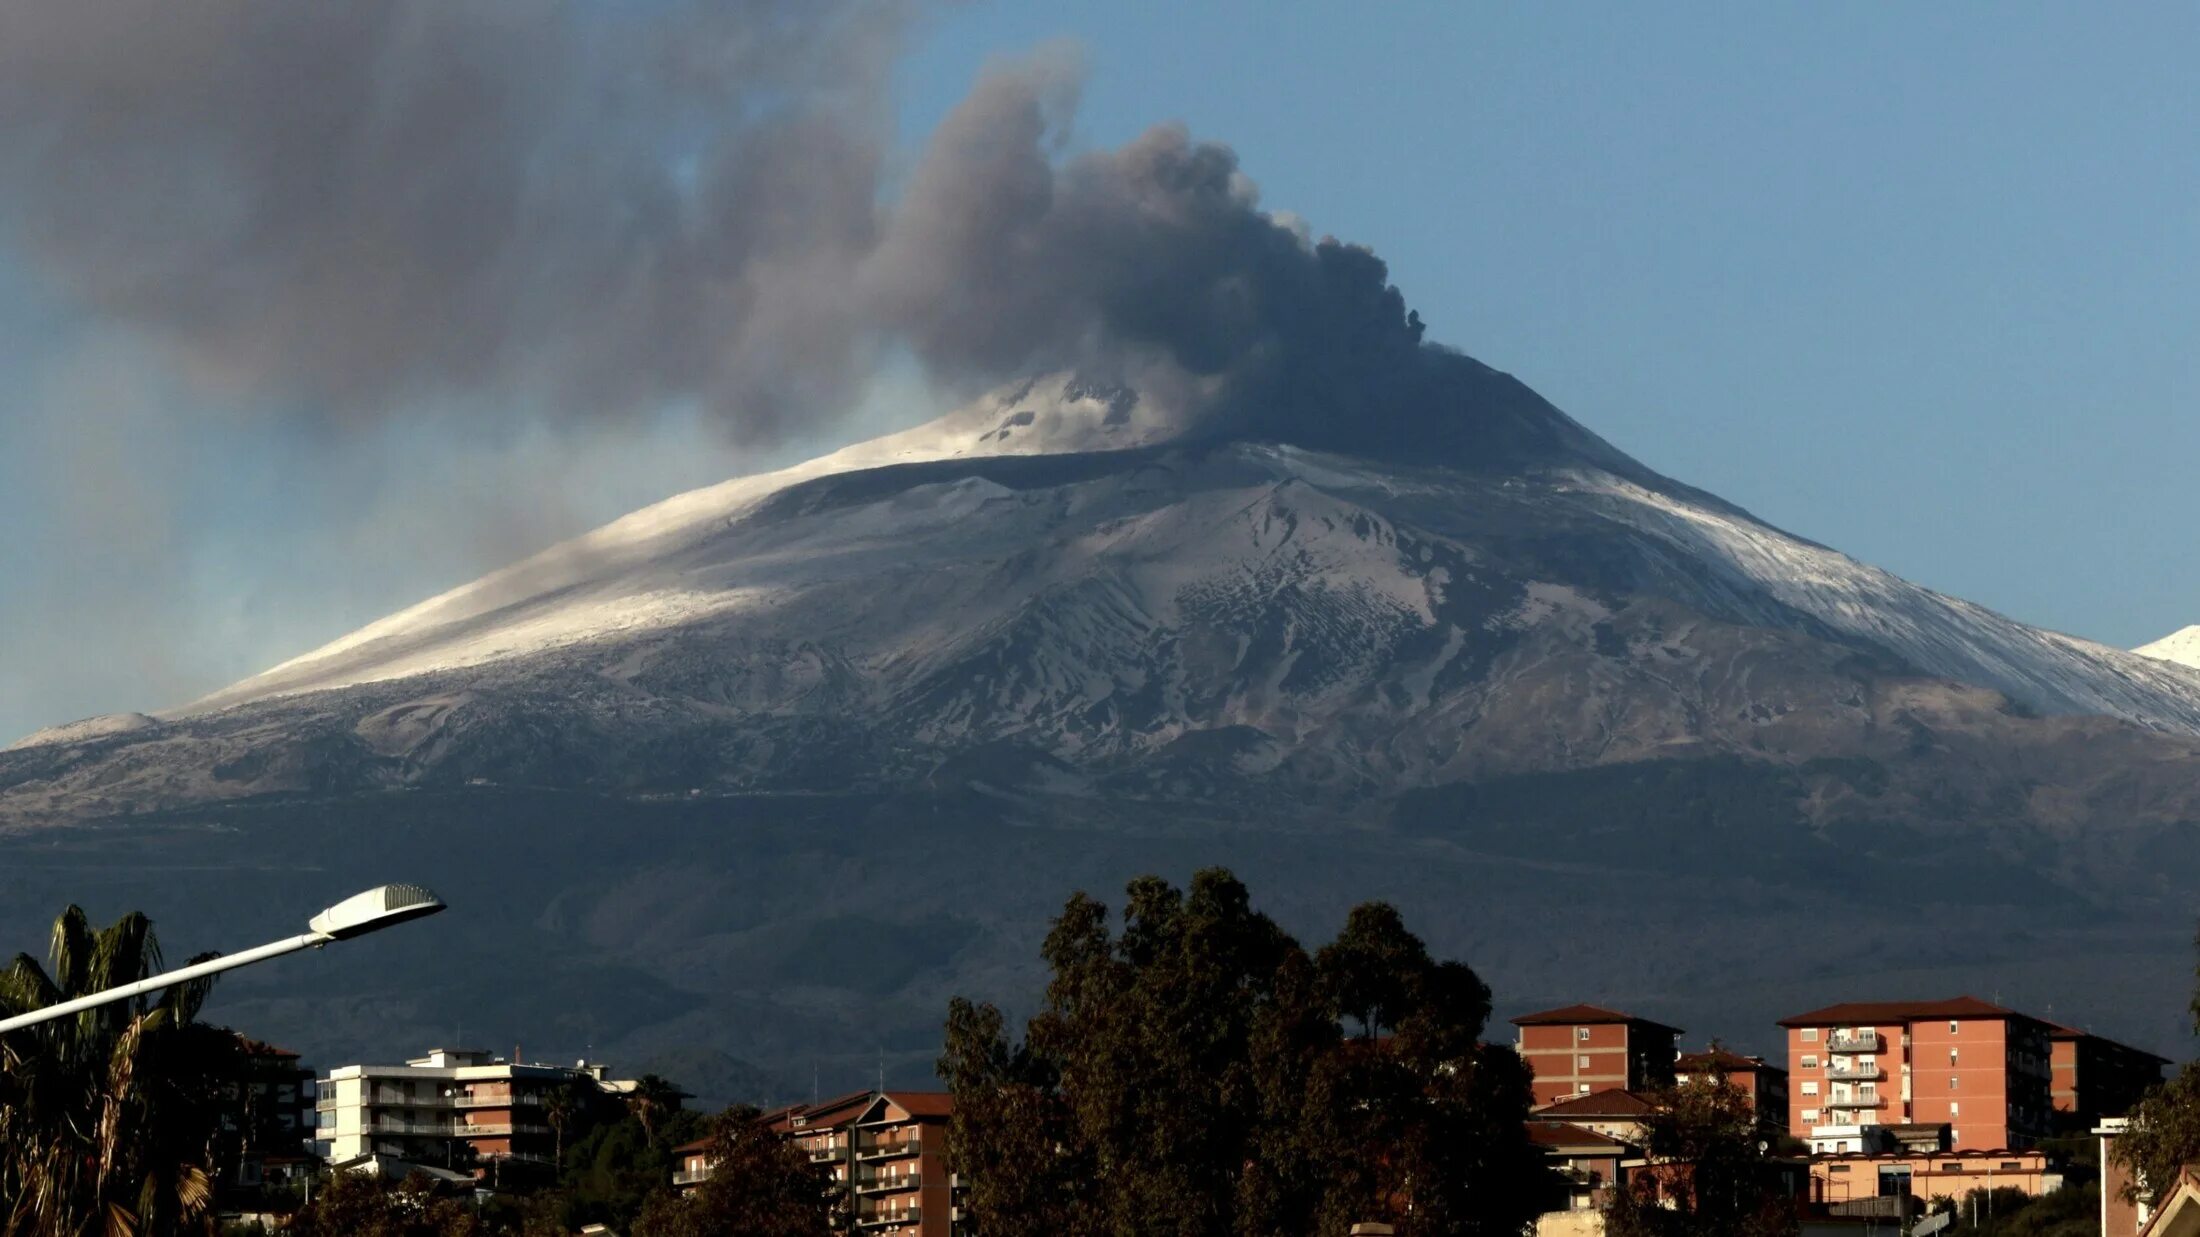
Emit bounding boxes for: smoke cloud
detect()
[0,1,1444,447]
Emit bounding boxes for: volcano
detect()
[5,361,2198,1092]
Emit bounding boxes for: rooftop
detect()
[1775,996,2041,1028]
[1511,1004,1683,1034]
[1532,1088,1659,1119]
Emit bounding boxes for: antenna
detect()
[877,1050,885,1096]
[812,1061,819,1107]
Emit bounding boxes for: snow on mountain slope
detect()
[2136,626,2200,671]
[1569,473,2200,734]
[161,373,2200,746]
[182,377,1176,714]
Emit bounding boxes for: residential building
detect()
[676,1090,966,1236]
[1676,1046,1790,1131]
[1777,997,2053,1155]
[1530,1088,1659,1145]
[2049,1024,2168,1130]
[209,1037,318,1218]
[2097,1117,2150,1237]
[1806,1149,2054,1208]
[1511,1004,1682,1106]
[318,1048,634,1181]
[1525,1121,1630,1212]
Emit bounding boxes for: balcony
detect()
[857,1141,922,1161]
[363,1118,456,1136]
[1826,1063,1883,1081]
[856,1173,920,1195]
[1822,1095,1886,1110]
[1825,1032,1882,1053]
[673,1168,712,1187]
[857,1208,921,1229]
[809,1147,841,1163]
[455,1093,540,1109]
[457,1122,552,1137]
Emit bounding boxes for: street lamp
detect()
[0,884,445,1034]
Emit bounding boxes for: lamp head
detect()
[309,884,446,941]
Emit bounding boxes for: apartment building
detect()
[1777,997,2053,1154]
[676,1090,966,1236]
[217,1038,317,1198]
[318,1048,633,1179]
[1675,1046,1789,1131]
[2048,1024,2167,1130]
[1511,1004,1682,1106]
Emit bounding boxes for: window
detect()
[1949,1049,1958,1065]
[1828,1165,1850,1174]
[1950,1021,1959,1034]
[1942,1163,1961,1172]
[1578,1083,1591,1094]
[2000,1162,2021,1172]
[1801,1055,1818,1069]
[1577,1027,1591,1042]
[1949,1076,1959,1090]
[1950,1102,1960,1116]
[1579,1055,1592,1068]
[1802,1109,1819,1123]
[1802,1028,1819,1042]
[1801,1081,1818,1095]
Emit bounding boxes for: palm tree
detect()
[625,1074,683,1147]
[0,906,232,1237]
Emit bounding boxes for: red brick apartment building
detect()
[1512,1004,1682,1106]
[1778,997,2053,1154]
[1676,1047,1789,1130]
[2049,1024,2168,1131]
[676,1090,964,1236]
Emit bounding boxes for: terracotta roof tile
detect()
[1775,996,2040,1028]
[1511,1004,1683,1034]
[1526,1120,1631,1150]
[1533,1088,1659,1118]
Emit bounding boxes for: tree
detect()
[2113,919,2200,1203]
[286,1171,491,1237]
[625,1074,684,1147]
[629,1106,842,1237]
[942,868,1550,1237]
[1601,1067,1798,1237]
[0,905,236,1237]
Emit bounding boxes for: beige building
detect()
[318,1048,634,1181]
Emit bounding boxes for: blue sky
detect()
[2,4,2195,740]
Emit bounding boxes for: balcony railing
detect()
[856,1141,922,1161]
[857,1208,921,1229]
[1822,1095,1886,1110]
[364,1118,455,1135]
[455,1094,540,1109]
[809,1147,841,1163]
[856,1173,921,1195]
[673,1168,711,1187]
[1826,1064,1883,1081]
[1825,1032,1882,1053]
[457,1122,552,1137]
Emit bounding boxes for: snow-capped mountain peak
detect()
[2135,625,2200,670]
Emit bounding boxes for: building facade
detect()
[2049,1025,2167,1130]
[318,1048,632,1180]
[1511,1004,1682,1106]
[1807,1149,2053,1208]
[1675,1047,1790,1131]
[677,1090,966,1236]
[1777,997,2053,1155]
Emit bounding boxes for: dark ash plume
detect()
[0,4,1571,462]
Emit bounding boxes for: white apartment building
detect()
[318,1048,634,1179]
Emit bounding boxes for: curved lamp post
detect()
[0,883,446,1034]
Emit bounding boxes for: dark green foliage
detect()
[0,905,237,1236]
[2115,1063,2200,1204]
[1600,1069,1798,1237]
[1932,1184,2098,1236]
[941,868,1551,1237]
[286,1172,499,1237]
[628,1106,841,1237]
